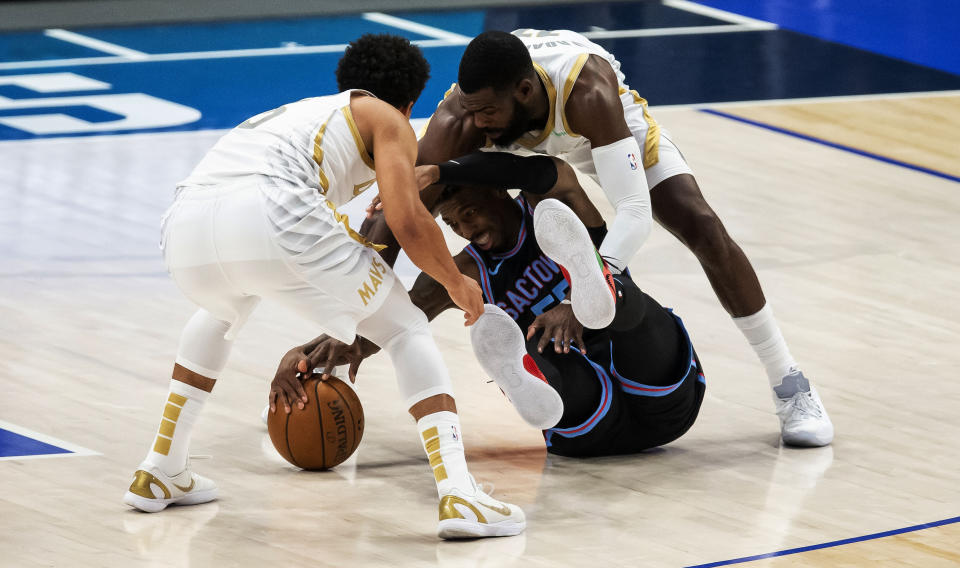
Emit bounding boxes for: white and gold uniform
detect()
[498,28,692,188]
[162,90,398,345]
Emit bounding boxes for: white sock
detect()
[733,303,798,389]
[145,379,210,476]
[417,411,473,497]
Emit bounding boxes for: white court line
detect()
[44,28,149,59]
[0,22,779,72]
[650,89,960,111]
[662,0,776,27]
[362,12,472,41]
[582,23,775,40]
[0,38,466,71]
[0,419,100,461]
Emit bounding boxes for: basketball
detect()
[267,376,364,470]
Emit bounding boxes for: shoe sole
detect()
[438,519,526,539]
[782,427,834,447]
[533,199,615,329]
[471,306,564,430]
[123,488,218,513]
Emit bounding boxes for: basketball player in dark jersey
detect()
[278,153,706,457]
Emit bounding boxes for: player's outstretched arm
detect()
[565,55,653,273]
[408,253,481,321]
[353,96,484,325]
[359,88,486,265]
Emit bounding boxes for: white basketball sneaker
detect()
[773,370,834,447]
[470,304,564,429]
[438,476,526,539]
[123,461,218,513]
[533,198,617,329]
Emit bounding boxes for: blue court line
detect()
[700,108,960,184]
[686,514,960,567]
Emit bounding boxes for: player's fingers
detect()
[269,388,278,413]
[553,326,564,353]
[281,380,304,411]
[321,351,337,381]
[526,321,542,340]
[348,359,361,384]
[463,308,480,326]
[537,327,552,353]
[297,359,309,374]
[294,377,308,403]
[276,387,292,414]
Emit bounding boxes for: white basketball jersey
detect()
[169,90,385,283]
[179,89,377,208]
[499,29,661,169]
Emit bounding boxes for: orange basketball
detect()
[267,376,364,470]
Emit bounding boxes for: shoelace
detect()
[467,473,495,497]
[785,391,823,420]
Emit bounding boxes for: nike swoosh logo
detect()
[479,501,512,516]
[173,478,195,493]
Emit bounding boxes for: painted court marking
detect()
[0,419,100,461]
[44,28,149,59]
[687,515,960,567]
[0,21,777,71]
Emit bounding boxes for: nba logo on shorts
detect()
[627,153,639,170]
[450,425,459,441]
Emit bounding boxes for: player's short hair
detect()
[458,31,534,94]
[336,34,430,109]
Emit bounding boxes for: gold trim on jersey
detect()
[559,53,589,138]
[341,105,376,170]
[515,62,557,149]
[619,87,660,169]
[323,199,387,252]
[353,179,375,196]
[312,120,331,193]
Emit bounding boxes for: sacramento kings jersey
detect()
[462,196,570,331]
[498,29,662,171]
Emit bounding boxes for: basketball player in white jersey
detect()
[123,34,525,540]
[367,30,832,447]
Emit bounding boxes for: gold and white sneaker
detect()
[438,476,525,539]
[123,461,218,513]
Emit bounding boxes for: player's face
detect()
[439,190,517,252]
[460,87,533,146]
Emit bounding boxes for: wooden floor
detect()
[1,93,959,567]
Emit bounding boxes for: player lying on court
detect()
[365,29,832,447]
[123,34,525,540]
[279,154,705,457]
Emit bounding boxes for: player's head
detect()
[433,185,521,252]
[336,34,430,116]
[457,31,539,146]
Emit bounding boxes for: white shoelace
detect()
[783,391,823,420]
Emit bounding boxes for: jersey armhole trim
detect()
[515,63,557,149]
[560,53,590,138]
[341,104,376,170]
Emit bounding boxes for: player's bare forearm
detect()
[408,253,482,321]
[359,213,402,267]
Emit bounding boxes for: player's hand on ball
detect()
[300,335,380,384]
[526,302,584,354]
[270,344,311,414]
